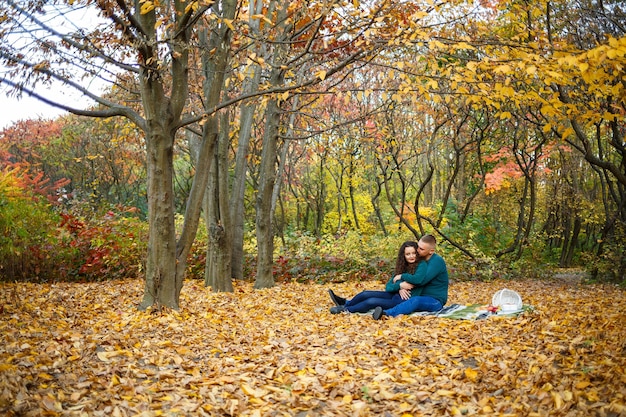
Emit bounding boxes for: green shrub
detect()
[0,168,63,281]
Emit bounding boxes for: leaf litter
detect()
[1,278,625,416]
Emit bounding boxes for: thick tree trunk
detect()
[253,0,289,289]
[230,101,254,280]
[135,1,193,310]
[139,126,181,310]
[134,2,188,308]
[195,0,238,291]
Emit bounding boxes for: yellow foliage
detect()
[2,279,623,415]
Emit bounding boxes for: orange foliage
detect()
[1,278,624,416]
[484,161,523,195]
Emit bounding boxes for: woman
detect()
[372,234,449,320]
[328,241,422,314]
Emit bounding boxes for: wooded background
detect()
[1,0,624,307]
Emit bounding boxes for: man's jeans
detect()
[384,296,442,317]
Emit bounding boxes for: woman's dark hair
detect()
[394,241,419,275]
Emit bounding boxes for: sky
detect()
[1,5,103,130]
[0,73,106,129]
[0,90,70,129]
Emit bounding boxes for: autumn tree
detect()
[225,0,263,282]
[3,0,624,287]
[347,0,625,274]
[450,0,626,276]
[216,0,432,288]
[0,119,65,185]
[1,0,236,308]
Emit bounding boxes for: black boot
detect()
[372,306,385,320]
[328,289,346,307]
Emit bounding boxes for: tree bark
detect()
[137,1,190,310]
[230,0,263,280]
[255,97,281,289]
[253,0,290,289]
[140,121,181,309]
[188,0,238,292]
[205,112,234,291]
[349,156,361,231]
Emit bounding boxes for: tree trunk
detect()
[562,215,581,266]
[230,102,254,280]
[136,3,188,309]
[370,177,387,236]
[269,97,297,247]
[255,97,281,289]
[140,125,181,310]
[315,156,327,236]
[205,112,234,291]
[192,0,238,291]
[230,0,263,280]
[253,0,290,289]
[230,103,253,279]
[333,169,344,233]
[349,156,361,231]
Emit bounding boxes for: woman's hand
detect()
[399,281,414,300]
[399,288,411,300]
[393,274,403,283]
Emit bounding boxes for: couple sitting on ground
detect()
[328,234,449,320]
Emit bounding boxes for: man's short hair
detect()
[421,234,436,247]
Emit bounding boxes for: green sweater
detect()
[386,254,449,305]
[385,263,424,297]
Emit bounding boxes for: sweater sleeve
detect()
[400,255,445,286]
[385,275,401,292]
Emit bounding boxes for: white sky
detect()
[0,72,107,129]
[0,91,70,129]
[1,5,104,129]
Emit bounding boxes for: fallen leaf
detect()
[0,279,624,416]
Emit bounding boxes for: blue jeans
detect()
[384,296,442,317]
[345,290,403,313]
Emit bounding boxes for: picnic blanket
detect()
[409,303,533,320]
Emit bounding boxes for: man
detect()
[372,234,449,320]
[328,241,420,314]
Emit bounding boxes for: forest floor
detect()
[1,277,625,416]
